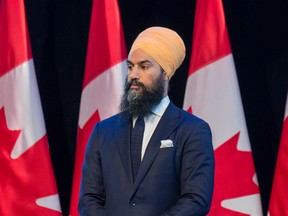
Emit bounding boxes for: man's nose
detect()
[129,66,140,79]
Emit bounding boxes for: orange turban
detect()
[129,26,186,79]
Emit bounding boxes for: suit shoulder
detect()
[167,102,210,130]
[171,104,208,125]
[95,111,128,128]
[182,109,206,123]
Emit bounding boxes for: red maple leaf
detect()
[187,106,193,114]
[0,107,61,216]
[208,132,260,215]
[77,109,101,154]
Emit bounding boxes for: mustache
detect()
[127,79,145,89]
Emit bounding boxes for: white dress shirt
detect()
[132,96,170,160]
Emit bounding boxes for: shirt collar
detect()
[151,96,170,117]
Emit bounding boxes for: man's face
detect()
[126,49,167,95]
[120,49,168,117]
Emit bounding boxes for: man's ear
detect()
[162,70,169,81]
[166,76,170,81]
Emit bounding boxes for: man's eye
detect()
[127,65,133,70]
[141,65,149,70]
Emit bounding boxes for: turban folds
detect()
[129,26,186,79]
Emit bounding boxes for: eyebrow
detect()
[126,60,152,65]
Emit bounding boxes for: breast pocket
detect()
[156,146,176,163]
[158,146,175,154]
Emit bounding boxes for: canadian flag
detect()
[183,0,263,215]
[268,93,288,216]
[69,0,127,215]
[0,0,61,215]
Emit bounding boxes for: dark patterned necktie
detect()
[131,117,145,181]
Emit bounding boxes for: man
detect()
[79,26,215,216]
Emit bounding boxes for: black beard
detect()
[120,75,165,118]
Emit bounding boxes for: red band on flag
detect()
[188,0,231,76]
[268,93,288,215]
[0,0,32,77]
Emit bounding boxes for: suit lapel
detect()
[113,112,134,184]
[133,103,183,192]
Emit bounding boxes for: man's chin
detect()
[129,89,142,97]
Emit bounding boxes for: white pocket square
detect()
[160,139,174,148]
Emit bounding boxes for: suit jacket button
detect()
[130,200,136,207]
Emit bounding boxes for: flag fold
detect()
[268,93,288,216]
[69,0,127,215]
[0,0,61,215]
[183,0,263,215]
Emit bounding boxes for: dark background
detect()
[24,0,288,215]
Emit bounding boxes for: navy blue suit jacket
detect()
[79,102,215,216]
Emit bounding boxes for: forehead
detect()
[128,49,159,65]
